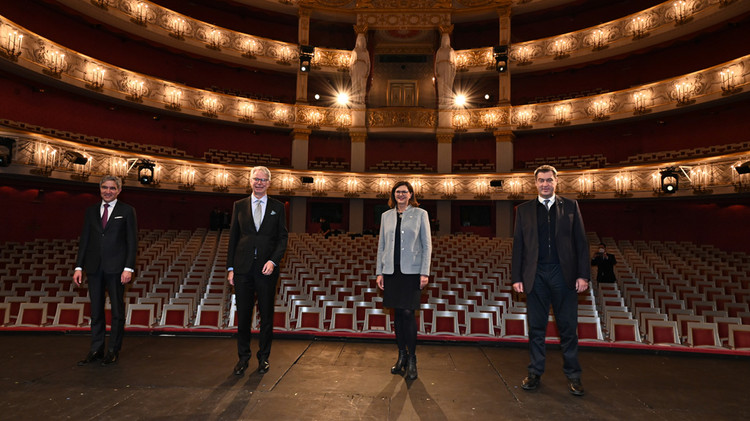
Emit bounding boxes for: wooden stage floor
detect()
[1,334,748,420]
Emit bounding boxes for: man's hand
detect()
[228,270,234,286]
[73,270,83,287]
[575,278,589,293]
[512,282,524,293]
[120,270,132,285]
[262,261,275,276]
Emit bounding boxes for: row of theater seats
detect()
[203,149,285,167]
[308,157,349,171]
[2,231,749,352]
[619,140,750,165]
[453,159,495,173]
[524,154,607,170]
[368,160,435,173]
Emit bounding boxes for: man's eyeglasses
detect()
[253,177,269,183]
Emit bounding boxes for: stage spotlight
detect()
[137,160,155,185]
[301,176,314,184]
[299,45,314,73]
[660,168,679,194]
[735,161,750,175]
[493,45,508,73]
[0,137,14,167]
[64,151,88,165]
[489,180,504,188]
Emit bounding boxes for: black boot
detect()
[406,354,418,380]
[391,350,408,374]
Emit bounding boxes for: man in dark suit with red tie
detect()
[511,165,590,396]
[227,166,288,376]
[74,175,138,366]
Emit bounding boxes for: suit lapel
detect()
[555,197,564,237]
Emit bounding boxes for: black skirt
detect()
[383,265,422,310]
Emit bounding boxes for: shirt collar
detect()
[102,199,117,208]
[537,195,556,206]
[252,194,267,204]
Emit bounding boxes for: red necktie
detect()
[102,203,109,229]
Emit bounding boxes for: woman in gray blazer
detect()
[376,181,432,380]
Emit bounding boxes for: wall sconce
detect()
[672,0,692,24]
[454,53,469,72]
[336,111,351,131]
[409,178,423,198]
[242,38,261,59]
[515,109,533,128]
[165,87,182,111]
[481,110,500,131]
[43,49,66,78]
[551,38,571,59]
[238,101,255,122]
[276,46,294,65]
[589,28,609,50]
[633,90,651,114]
[273,107,291,126]
[307,109,323,129]
[507,178,524,199]
[213,168,229,192]
[206,29,223,51]
[376,177,391,199]
[180,165,196,189]
[312,175,327,196]
[1,28,23,61]
[553,103,571,125]
[109,157,128,179]
[200,96,221,118]
[514,45,534,65]
[125,78,146,102]
[32,143,58,176]
[84,63,106,91]
[441,178,456,199]
[336,53,350,72]
[168,16,189,40]
[689,165,711,192]
[344,177,360,197]
[614,172,631,197]
[484,49,496,70]
[278,172,296,195]
[590,99,611,120]
[577,173,595,197]
[630,15,650,39]
[91,0,110,9]
[452,112,469,132]
[673,80,694,105]
[719,66,741,94]
[474,178,490,199]
[130,1,149,26]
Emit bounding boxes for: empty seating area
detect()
[2,231,749,354]
[0,119,191,159]
[369,160,435,173]
[203,149,286,167]
[524,154,607,170]
[618,140,750,165]
[308,157,349,171]
[453,159,495,173]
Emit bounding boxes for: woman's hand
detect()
[419,275,429,289]
[376,275,384,290]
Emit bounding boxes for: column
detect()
[349,198,363,234]
[289,197,307,234]
[494,130,514,172]
[495,201,513,238]
[296,8,311,103]
[436,133,453,174]
[436,200,451,236]
[350,131,367,172]
[497,6,511,105]
[291,129,311,170]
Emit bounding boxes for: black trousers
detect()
[88,270,126,353]
[234,260,277,362]
[526,263,581,379]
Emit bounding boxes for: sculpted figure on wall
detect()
[435,32,456,109]
[350,32,371,105]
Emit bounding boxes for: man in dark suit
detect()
[227,166,288,376]
[511,165,590,396]
[591,243,617,283]
[74,175,138,366]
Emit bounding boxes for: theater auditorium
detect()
[1,0,749,419]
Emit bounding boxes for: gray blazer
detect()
[376,205,432,276]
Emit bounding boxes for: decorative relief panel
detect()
[367,108,437,128]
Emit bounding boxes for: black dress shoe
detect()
[521,374,540,390]
[77,350,104,366]
[101,351,119,366]
[233,360,249,376]
[257,360,270,374]
[568,378,585,396]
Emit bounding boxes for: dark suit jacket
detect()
[227,196,288,274]
[511,196,590,293]
[76,201,138,274]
